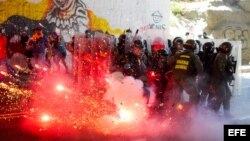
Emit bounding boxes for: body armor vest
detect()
[174,53,196,76]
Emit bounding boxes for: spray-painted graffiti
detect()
[87,10,123,35]
[223,26,250,49]
[139,11,166,33]
[152,11,163,24]
[46,0,88,36]
[140,23,166,32]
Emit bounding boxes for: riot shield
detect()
[73,31,113,98]
[199,39,242,95]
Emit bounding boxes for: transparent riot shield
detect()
[72,33,86,88]
[212,40,241,95]
[228,41,242,95]
[199,39,242,95]
[73,31,113,98]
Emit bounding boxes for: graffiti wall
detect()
[206,2,250,65]
[0,0,87,37]
[212,24,250,64]
[222,26,249,49]
[0,0,170,39]
[87,0,170,39]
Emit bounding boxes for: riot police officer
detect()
[111,34,127,72]
[123,39,150,102]
[170,37,184,56]
[198,42,216,106]
[164,37,184,110]
[173,39,203,106]
[149,43,168,110]
[123,40,147,79]
[209,42,234,117]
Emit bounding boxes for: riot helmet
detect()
[151,37,165,52]
[118,34,126,44]
[157,49,168,57]
[172,37,184,46]
[218,42,232,54]
[183,39,197,51]
[171,37,184,55]
[132,39,144,56]
[202,41,215,54]
[132,39,144,50]
[117,34,127,48]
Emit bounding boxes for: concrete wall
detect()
[87,0,170,38]
[206,0,250,64]
[0,0,170,39]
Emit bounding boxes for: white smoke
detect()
[99,72,226,141]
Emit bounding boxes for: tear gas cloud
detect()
[21,71,230,141]
[100,72,225,141]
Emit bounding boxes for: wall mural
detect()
[87,10,123,35]
[0,0,51,22]
[46,0,88,35]
[0,0,53,36]
[0,0,123,38]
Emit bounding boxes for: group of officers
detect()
[110,31,236,117]
[1,26,236,118]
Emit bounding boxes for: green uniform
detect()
[209,52,232,115]
[173,49,203,105]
